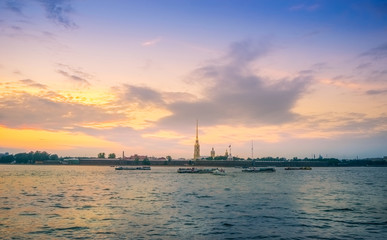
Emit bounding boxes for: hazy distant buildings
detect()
[210,148,215,159]
[227,145,233,160]
[61,158,80,164]
[149,156,166,161]
[126,154,147,161]
[193,120,200,160]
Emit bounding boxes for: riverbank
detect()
[79,158,387,167]
[2,158,385,167]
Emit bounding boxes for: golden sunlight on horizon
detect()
[0,126,121,151]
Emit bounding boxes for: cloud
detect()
[57,64,91,86]
[298,69,315,75]
[122,84,164,105]
[109,39,311,132]
[57,70,90,85]
[162,91,197,104]
[141,37,162,47]
[0,38,313,144]
[362,69,387,83]
[10,25,22,31]
[227,38,271,65]
[360,42,387,60]
[71,125,145,148]
[355,62,372,70]
[4,0,24,13]
[163,77,310,128]
[36,0,77,28]
[2,0,77,28]
[303,30,321,37]
[294,112,387,144]
[332,75,353,80]
[19,79,47,89]
[289,4,320,11]
[155,39,311,130]
[366,89,387,95]
[57,70,89,85]
[297,62,328,76]
[0,91,124,130]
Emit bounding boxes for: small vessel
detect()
[177,167,198,173]
[284,167,312,170]
[177,167,218,174]
[213,169,226,175]
[115,166,151,170]
[242,167,276,172]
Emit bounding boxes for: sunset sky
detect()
[1,0,386,159]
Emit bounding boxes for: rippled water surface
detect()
[1,165,386,239]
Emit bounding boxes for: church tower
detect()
[210,147,215,159]
[193,120,200,160]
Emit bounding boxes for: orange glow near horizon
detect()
[0,125,121,151]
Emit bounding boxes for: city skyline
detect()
[1,0,387,159]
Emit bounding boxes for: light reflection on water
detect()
[0,165,386,239]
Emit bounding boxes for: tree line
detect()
[0,151,59,164]
[97,153,116,159]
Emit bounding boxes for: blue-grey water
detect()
[0,165,386,239]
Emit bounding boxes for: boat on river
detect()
[115,166,151,170]
[284,167,312,170]
[213,169,226,175]
[242,167,276,173]
[177,167,218,174]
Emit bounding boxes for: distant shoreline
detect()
[1,159,386,167]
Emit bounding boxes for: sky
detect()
[0,0,387,159]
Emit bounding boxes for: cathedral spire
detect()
[196,119,198,140]
[194,119,200,160]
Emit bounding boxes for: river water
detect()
[0,165,386,239]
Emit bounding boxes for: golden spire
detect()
[196,119,198,140]
[194,119,200,160]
